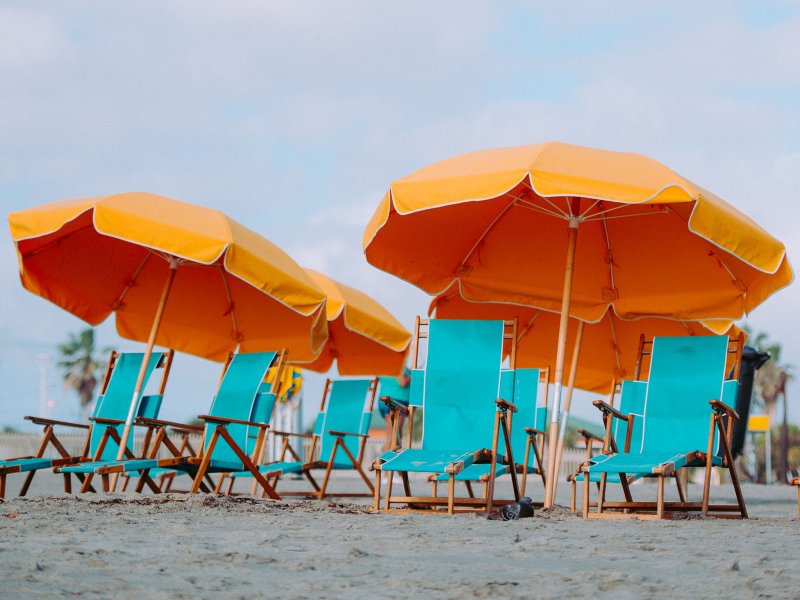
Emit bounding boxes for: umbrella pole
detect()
[544,213,580,508]
[110,261,178,491]
[551,319,584,502]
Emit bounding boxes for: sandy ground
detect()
[1,472,798,599]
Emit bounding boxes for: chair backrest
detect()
[509,368,546,467]
[418,319,505,452]
[312,379,375,467]
[204,352,278,466]
[90,352,166,460]
[611,380,647,452]
[640,336,733,455]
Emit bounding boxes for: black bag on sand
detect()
[487,497,534,520]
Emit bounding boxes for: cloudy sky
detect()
[1,2,799,429]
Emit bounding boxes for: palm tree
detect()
[57,328,105,421]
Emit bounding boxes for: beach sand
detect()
[1,474,798,599]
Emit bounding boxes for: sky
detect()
[1,1,799,431]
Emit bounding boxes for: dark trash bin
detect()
[730,346,770,458]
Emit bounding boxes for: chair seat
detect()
[381,449,478,474]
[586,451,722,475]
[572,471,624,484]
[230,461,305,478]
[434,463,513,481]
[0,457,58,473]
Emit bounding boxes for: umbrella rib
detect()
[219,266,242,343]
[515,198,568,220]
[457,200,517,271]
[112,253,151,309]
[21,224,94,258]
[518,181,570,218]
[608,313,622,375]
[600,208,617,294]
[582,208,666,222]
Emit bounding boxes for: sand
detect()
[1,474,798,599]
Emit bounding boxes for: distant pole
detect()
[765,430,772,484]
[780,390,789,484]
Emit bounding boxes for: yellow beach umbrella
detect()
[364,141,791,506]
[297,269,411,376]
[9,192,328,462]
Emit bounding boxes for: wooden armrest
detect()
[270,429,313,438]
[592,400,628,421]
[136,417,204,432]
[24,416,90,430]
[199,414,269,429]
[89,417,125,425]
[495,398,518,413]
[709,400,739,421]
[576,428,605,443]
[524,427,547,437]
[380,396,409,415]
[326,429,367,438]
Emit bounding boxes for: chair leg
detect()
[675,473,686,503]
[401,472,411,497]
[63,474,72,494]
[431,479,438,497]
[317,439,340,500]
[582,471,590,519]
[214,474,226,494]
[465,481,475,499]
[227,475,236,496]
[101,474,110,493]
[80,473,96,494]
[597,473,606,513]
[656,475,665,519]
[570,480,576,513]
[372,468,381,511]
[383,470,394,511]
[19,471,38,497]
[797,485,799,518]
[447,474,455,515]
[0,474,5,499]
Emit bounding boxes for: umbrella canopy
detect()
[10,192,329,469]
[10,192,328,362]
[297,269,411,376]
[363,141,790,507]
[430,283,739,394]
[364,141,791,322]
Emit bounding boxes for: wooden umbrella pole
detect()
[544,210,580,508]
[551,319,585,502]
[110,260,178,491]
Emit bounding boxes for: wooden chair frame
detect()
[371,317,520,515]
[245,377,380,500]
[92,350,288,500]
[580,333,748,520]
[2,350,173,498]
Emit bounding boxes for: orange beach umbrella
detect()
[297,269,411,376]
[364,141,791,506]
[9,192,329,462]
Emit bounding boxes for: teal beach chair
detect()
[1,350,172,497]
[372,318,519,515]
[567,378,646,512]
[86,351,286,498]
[228,377,378,499]
[429,366,550,501]
[580,335,746,519]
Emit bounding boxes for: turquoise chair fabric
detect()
[13,353,163,476]
[382,319,505,474]
[76,352,277,475]
[435,367,543,482]
[234,378,373,478]
[587,336,734,476]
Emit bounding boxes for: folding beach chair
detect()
[566,379,645,512]
[428,366,550,502]
[372,318,519,515]
[227,377,378,499]
[580,334,746,519]
[1,350,172,498]
[82,351,286,498]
